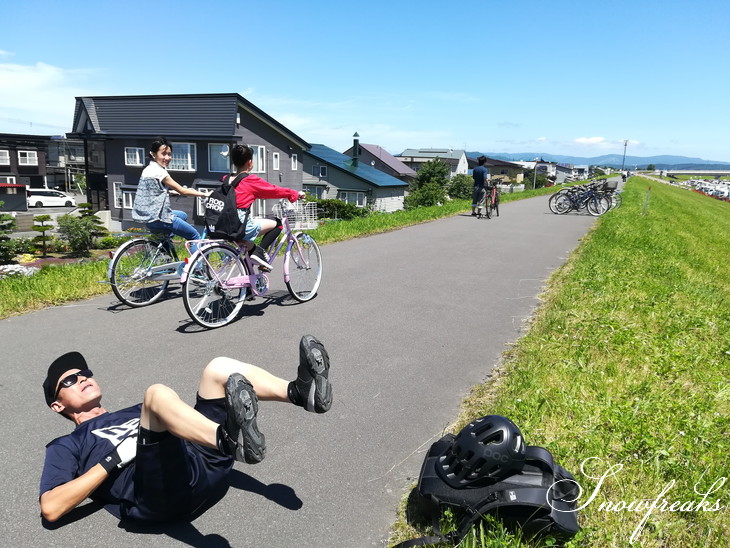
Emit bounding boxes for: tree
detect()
[412,159,450,191]
[74,173,87,194]
[646,164,656,171]
[0,201,16,265]
[404,159,450,209]
[32,214,54,257]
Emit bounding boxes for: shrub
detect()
[404,182,447,210]
[97,235,128,249]
[314,199,368,220]
[57,205,108,257]
[448,174,473,200]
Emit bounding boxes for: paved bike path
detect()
[0,194,597,547]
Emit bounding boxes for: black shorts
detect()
[122,395,234,522]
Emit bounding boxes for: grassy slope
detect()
[391,178,729,547]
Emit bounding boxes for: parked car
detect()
[27,189,77,208]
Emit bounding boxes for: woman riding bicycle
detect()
[227,144,305,270]
[132,137,209,253]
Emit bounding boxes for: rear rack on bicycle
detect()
[273,201,319,230]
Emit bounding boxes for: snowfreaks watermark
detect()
[547,457,727,544]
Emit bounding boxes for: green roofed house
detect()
[397,148,469,178]
[303,135,408,212]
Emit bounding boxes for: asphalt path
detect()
[0,194,597,547]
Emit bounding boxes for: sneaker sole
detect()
[225,374,266,464]
[298,335,332,413]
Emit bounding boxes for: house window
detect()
[18,150,39,166]
[303,185,325,199]
[291,154,298,171]
[169,143,196,171]
[113,182,123,208]
[208,144,229,173]
[123,190,135,209]
[125,147,145,166]
[338,191,365,207]
[0,150,9,165]
[249,145,266,173]
[272,153,280,171]
[122,190,136,209]
[312,166,328,178]
[0,176,15,184]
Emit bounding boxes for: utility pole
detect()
[621,140,629,172]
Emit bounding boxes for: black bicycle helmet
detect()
[437,415,526,488]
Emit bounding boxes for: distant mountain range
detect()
[468,152,730,170]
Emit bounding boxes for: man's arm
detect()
[40,434,137,522]
[39,464,109,522]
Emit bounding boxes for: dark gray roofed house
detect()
[342,136,416,183]
[303,137,408,212]
[68,93,310,227]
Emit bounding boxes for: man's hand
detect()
[99,433,138,473]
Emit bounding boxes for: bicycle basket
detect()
[604,180,618,190]
[272,201,319,230]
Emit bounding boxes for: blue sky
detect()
[1,0,728,161]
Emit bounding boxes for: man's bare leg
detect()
[139,357,289,448]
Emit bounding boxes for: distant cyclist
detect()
[471,155,490,217]
[132,137,209,253]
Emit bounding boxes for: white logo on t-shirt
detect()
[92,418,140,445]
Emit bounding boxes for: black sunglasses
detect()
[55,369,94,399]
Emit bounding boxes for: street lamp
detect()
[533,157,538,190]
[621,140,628,172]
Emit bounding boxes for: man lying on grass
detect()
[39,335,332,523]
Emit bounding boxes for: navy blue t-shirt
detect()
[40,404,141,518]
[473,165,489,187]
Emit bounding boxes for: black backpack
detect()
[204,173,249,240]
[395,434,580,547]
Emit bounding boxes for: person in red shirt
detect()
[226,144,305,270]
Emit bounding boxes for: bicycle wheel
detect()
[483,194,492,219]
[110,239,169,307]
[493,192,500,217]
[183,244,248,328]
[548,190,569,214]
[285,232,322,302]
[587,195,611,216]
[611,192,622,209]
[554,194,573,215]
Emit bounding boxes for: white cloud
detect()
[0,61,98,133]
[0,50,14,57]
[574,136,607,145]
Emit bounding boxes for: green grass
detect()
[0,186,559,319]
[389,177,730,547]
[0,259,111,318]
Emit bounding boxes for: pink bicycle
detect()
[181,200,322,328]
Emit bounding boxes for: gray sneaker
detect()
[224,374,266,463]
[295,335,332,413]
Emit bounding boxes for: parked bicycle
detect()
[548,181,611,216]
[107,229,193,307]
[181,200,322,329]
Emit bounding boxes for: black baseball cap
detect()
[43,352,88,406]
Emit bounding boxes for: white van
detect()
[27,189,77,208]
